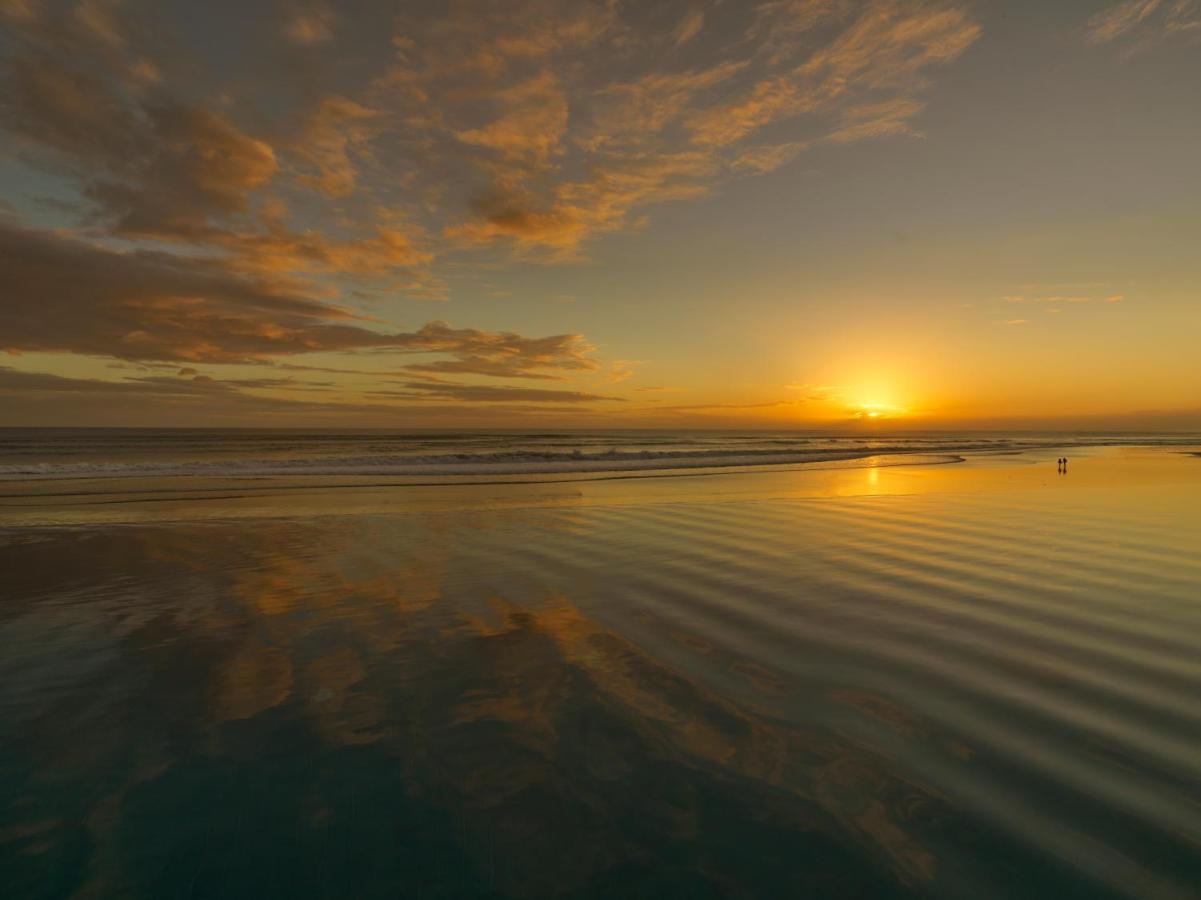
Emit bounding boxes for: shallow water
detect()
[2,445,1200,897]
[2,427,1196,479]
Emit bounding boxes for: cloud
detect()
[444,197,589,253]
[0,222,599,372]
[1085,0,1201,45]
[686,2,978,148]
[446,151,720,257]
[0,0,985,424]
[378,1,979,256]
[396,322,599,380]
[2,0,981,268]
[290,96,380,198]
[0,0,40,23]
[749,0,847,63]
[284,2,335,46]
[803,2,981,86]
[1001,294,1091,304]
[824,98,926,143]
[0,366,219,396]
[671,10,706,47]
[653,400,798,413]
[684,73,821,150]
[214,222,433,277]
[6,60,276,236]
[1163,1,1201,35]
[785,382,845,401]
[374,382,623,403]
[2,24,441,285]
[402,357,571,382]
[73,0,124,48]
[387,0,616,81]
[4,25,276,237]
[0,222,349,361]
[90,102,279,237]
[5,53,142,168]
[0,366,348,423]
[732,141,810,174]
[606,359,641,383]
[456,72,569,172]
[994,288,1129,323]
[0,365,605,426]
[1086,0,1163,43]
[584,62,747,152]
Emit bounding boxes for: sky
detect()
[0,0,1199,429]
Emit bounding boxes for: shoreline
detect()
[2,444,1198,529]
[0,449,969,486]
[0,456,970,505]
[2,434,1199,484]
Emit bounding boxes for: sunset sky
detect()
[1,0,1198,428]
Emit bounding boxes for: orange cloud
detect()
[1085,0,1201,53]
[671,9,706,47]
[688,2,978,147]
[73,0,124,48]
[4,0,982,273]
[0,223,596,371]
[372,382,622,403]
[456,71,569,171]
[0,0,39,23]
[825,98,927,143]
[584,62,748,151]
[284,2,335,45]
[7,48,276,237]
[0,0,985,404]
[291,96,380,197]
[217,223,433,277]
[732,141,810,174]
[1086,0,1164,43]
[447,151,718,256]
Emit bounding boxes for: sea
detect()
[2,429,1200,898]
[0,427,1196,480]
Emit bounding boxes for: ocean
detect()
[2,430,1200,897]
[1,427,1196,480]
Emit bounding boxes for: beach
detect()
[2,436,1201,898]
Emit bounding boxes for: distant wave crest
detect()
[0,432,1197,481]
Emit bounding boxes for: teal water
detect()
[2,443,1200,897]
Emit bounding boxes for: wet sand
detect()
[2,445,1200,897]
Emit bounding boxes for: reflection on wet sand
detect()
[1,521,937,898]
[3,448,1201,898]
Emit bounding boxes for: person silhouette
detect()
[1062,456,1068,472]
[1056,457,1062,472]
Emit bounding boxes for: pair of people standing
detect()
[1057,456,1069,472]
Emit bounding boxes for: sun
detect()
[827,362,923,422]
[855,401,907,420]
